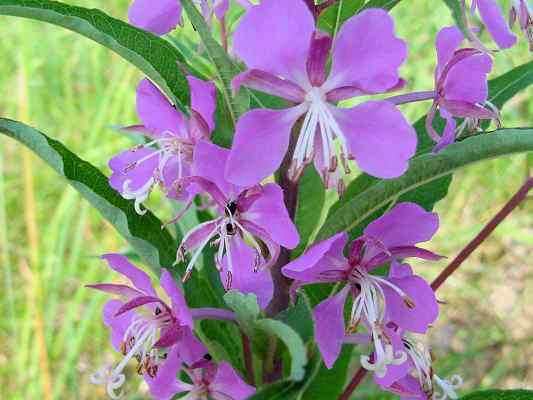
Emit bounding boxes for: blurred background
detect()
[0,0,532,399]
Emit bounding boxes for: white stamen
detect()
[433,375,463,400]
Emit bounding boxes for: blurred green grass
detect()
[0,1,532,399]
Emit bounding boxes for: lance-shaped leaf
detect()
[0,118,175,271]
[317,129,533,241]
[0,0,190,111]
[461,390,533,399]
[224,290,260,336]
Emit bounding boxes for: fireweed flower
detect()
[109,76,216,214]
[225,0,416,191]
[510,0,533,50]
[427,26,498,152]
[87,254,199,399]
[147,345,256,400]
[462,0,517,51]
[377,335,463,400]
[175,140,299,308]
[282,203,441,372]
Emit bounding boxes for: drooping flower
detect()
[225,0,416,192]
[109,76,216,214]
[427,26,498,152]
[509,0,533,50]
[87,254,200,399]
[147,345,256,400]
[464,0,517,50]
[377,336,463,400]
[175,140,299,308]
[282,203,441,371]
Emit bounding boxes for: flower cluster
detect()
[89,0,527,398]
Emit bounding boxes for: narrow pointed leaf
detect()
[318,129,533,241]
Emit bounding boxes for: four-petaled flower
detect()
[175,140,299,308]
[87,254,201,399]
[225,0,416,192]
[427,26,498,152]
[108,76,216,214]
[282,203,441,374]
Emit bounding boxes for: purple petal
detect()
[440,99,495,119]
[326,9,407,94]
[101,254,157,296]
[103,299,132,352]
[115,295,164,316]
[86,283,144,299]
[435,26,465,76]
[307,31,333,87]
[232,69,306,103]
[145,345,187,400]
[241,183,300,249]
[154,324,183,348]
[233,0,315,85]
[386,375,426,398]
[136,79,186,137]
[220,236,274,309]
[333,101,416,179]
[128,0,182,36]
[178,328,209,366]
[314,285,350,369]
[240,220,281,271]
[475,0,517,49]
[108,148,158,193]
[282,232,349,283]
[194,140,242,201]
[384,275,439,333]
[366,246,444,269]
[225,107,304,187]
[180,220,219,256]
[160,269,193,328]
[443,53,492,105]
[373,327,410,387]
[188,75,216,133]
[210,362,256,399]
[364,202,439,249]
[389,261,414,279]
[433,114,457,153]
[213,0,229,20]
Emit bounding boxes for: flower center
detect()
[290,86,351,190]
[177,201,264,289]
[90,310,169,399]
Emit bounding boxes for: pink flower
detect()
[128,0,182,36]
[87,254,200,399]
[465,0,517,50]
[510,0,533,51]
[427,26,498,152]
[225,0,416,191]
[147,347,256,400]
[377,336,463,400]
[108,76,216,214]
[176,141,300,308]
[282,203,441,372]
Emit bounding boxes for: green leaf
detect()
[275,293,314,343]
[0,118,175,271]
[0,0,190,111]
[362,0,402,11]
[301,346,353,399]
[180,0,248,146]
[254,319,308,381]
[461,390,533,400]
[317,128,533,241]
[292,166,326,259]
[317,0,365,36]
[442,0,468,36]
[224,290,261,335]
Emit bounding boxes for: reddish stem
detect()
[241,333,256,386]
[431,176,533,290]
[316,0,340,14]
[338,177,533,399]
[338,366,368,400]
